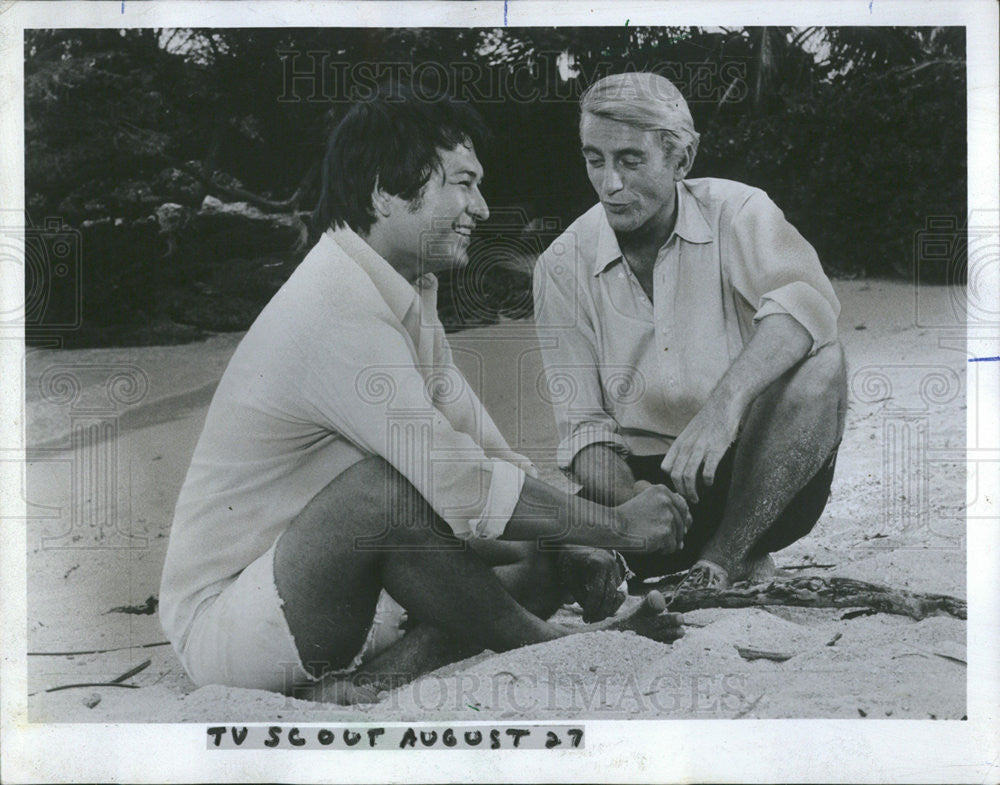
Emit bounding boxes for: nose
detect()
[468,185,489,222]
[602,165,624,196]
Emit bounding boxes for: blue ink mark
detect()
[969,356,1000,362]
[503,0,508,25]
[868,0,872,12]
[121,0,124,12]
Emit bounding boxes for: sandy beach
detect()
[23,280,967,722]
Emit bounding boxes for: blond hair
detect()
[580,72,700,163]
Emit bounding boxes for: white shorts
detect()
[179,539,408,693]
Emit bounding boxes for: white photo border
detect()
[1,1,997,782]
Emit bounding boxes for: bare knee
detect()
[330,455,427,512]
[290,456,446,546]
[335,455,400,503]
[786,341,847,407]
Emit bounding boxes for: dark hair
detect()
[313,82,490,235]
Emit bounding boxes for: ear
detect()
[672,145,695,180]
[673,142,697,180]
[371,176,392,218]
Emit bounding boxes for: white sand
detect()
[24,281,967,721]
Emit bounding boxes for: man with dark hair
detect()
[160,84,686,703]
[534,72,847,596]
[312,83,491,236]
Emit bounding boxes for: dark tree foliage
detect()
[695,28,966,278]
[23,26,966,346]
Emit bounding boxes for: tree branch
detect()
[665,576,966,621]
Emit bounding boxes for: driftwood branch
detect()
[28,641,169,657]
[44,682,139,694]
[115,120,318,213]
[174,159,318,213]
[44,659,151,694]
[664,576,966,621]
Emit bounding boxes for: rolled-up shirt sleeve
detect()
[533,247,629,473]
[729,191,840,353]
[556,422,629,472]
[300,314,525,540]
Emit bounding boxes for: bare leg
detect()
[275,457,561,677]
[697,342,847,583]
[275,457,680,702]
[314,587,679,704]
[310,540,568,704]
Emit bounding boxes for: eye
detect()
[621,157,643,169]
[585,157,604,168]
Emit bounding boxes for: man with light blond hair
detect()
[534,72,846,595]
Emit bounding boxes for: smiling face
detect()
[580,113,687,242]
[383,141,490,277]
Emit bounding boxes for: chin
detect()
[422,241,467,275]
[605,214,641,234]
[438,252,469,274]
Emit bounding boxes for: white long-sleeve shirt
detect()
[160,227,532,652]
[533,177,840,469]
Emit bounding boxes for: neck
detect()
[359,226,422,282]
[618,199,679,273]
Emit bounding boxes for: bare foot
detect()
[309,594,683,705]
[571,590,684,643]
[744,553,783,584]
[671,560,730,599]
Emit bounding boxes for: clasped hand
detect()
[616,481,691,554]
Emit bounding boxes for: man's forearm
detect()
[500,474,628,550]
[705,313,813,423]
[570,443,637,506]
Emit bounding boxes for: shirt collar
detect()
[592,180,714,277]
[325,226,437,323]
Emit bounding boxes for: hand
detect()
[660,401,741,504]
[615,483,691,554]
[557,547,627,622]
